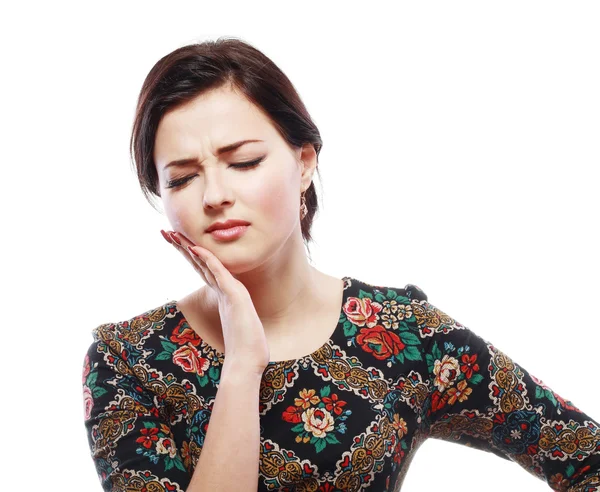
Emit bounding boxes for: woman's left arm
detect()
[410,296,600,491]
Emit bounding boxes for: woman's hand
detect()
[161,229,271,376]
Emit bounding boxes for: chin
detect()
[213,254,258,275]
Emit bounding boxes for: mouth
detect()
[208,224,250,241]
[205,220,251,233]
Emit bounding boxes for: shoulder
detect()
[348,278,467,339]
[347,277,466,332]
[343,278,432,329]
[86,300,180,359]
[348,276,428,302]
[403,283,428,302]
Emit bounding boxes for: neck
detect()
[200,231,326,340]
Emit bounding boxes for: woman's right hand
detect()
[162,230,271,376]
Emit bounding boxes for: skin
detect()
[153,82,344,350]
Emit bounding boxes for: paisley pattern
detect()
[82,277,600,491]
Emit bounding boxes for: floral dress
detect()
[82,276,600,491]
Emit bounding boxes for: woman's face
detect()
[153,83,315,274]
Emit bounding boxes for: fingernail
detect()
[187,246,200,258]
[170,232,182,245]
[160,230,172,243]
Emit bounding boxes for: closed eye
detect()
[165,157,264,189]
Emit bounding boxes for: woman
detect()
[81,37,600,491]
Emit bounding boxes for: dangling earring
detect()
[300,191,308,220]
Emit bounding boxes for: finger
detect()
[169,232,229,296]
[190,254,213,287]
[161,229,173,244]
[186,245,219,290]
[187,244,237,298]
[168,232,214,288]
[170,231,195,249]
[187,245,217,288]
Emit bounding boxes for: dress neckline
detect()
[168,275,357,366]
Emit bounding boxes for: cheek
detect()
[256,178,297,222]
[164,197,192,233]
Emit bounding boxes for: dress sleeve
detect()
[82,322,191,492]
[406,286,600,491]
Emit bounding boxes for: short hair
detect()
[130,36,323,252]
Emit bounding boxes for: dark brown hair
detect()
[129,36,323,251]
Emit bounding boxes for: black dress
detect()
[82,276,600,491]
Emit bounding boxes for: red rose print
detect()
[170,319,201,346]
[344,297,383,328]
[357,325,405,360]
[173,343,210,375]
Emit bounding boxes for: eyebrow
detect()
[163,139,264,170]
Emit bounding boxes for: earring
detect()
[300,191,308,220]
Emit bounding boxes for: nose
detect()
[202,168,233,210]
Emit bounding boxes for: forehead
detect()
[154,85,274,166]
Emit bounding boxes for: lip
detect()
[209,225,249,241]
[206,219,250,233]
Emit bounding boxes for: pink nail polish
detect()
[187,246,201,258]
[161,230,172,243]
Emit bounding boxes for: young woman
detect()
[82,37,600,491]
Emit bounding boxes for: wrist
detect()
[222,359,266,382]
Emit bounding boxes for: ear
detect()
[297,143,318,192]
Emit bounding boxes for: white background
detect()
[1,1,598,490]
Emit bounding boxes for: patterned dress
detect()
[82,276,600,491]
